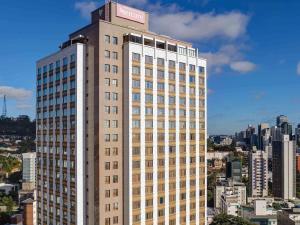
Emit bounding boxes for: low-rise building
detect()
[241,199,277,225]
[215,179,247,214]
[277,206,300,225]
[0,183,18,195]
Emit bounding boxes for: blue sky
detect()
[1,0,300,134]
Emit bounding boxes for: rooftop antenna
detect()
[2,95,7,117]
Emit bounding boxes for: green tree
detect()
[0,196,15,213]
[211,214,254,225]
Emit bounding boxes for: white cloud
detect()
[0,86,32,100]
[16,103,33,110]
[150,10,249,41]
[230,61,256,73]
[75,1,98,19]
[297,62,300,75]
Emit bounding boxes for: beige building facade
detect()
[36,2,207,225]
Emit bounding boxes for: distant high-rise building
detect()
[226,159,242,182]
[276,115,288,127]
[258,123,270,150]
[272,135,296,200]
[249,148,268,197]
[245,125,255,145]
[271,126,282,141]
[295,124,300,147]
[22,152,36,191]
[281,121,292,137]
[36,2,207,225]
[296,154,300,198]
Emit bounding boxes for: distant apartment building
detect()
[226,159,242,182]
[249,148,268,197]
[22,152,36,191]
[272,135,296,200]
[36,1,207,225]
[214,180,246,210]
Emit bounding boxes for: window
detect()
[145,55,153,64]
[43,65,47,73]
[112,134,118,142]
[71,54,76,62]
[132,120,140,128]
[132,53,140,61]
[169,97,175,105]
[105,92,110,100]
[105,148,110,156]
[157,70,164,79]
[189,64,195,72]
[54,61,60,70]
[70,68,75,76]
[112,92,118,100]
[145,81,153,89]
[169,60,175,68]
[105,50,110,58]
[105,106,110,114]
[169,72,175,80]
[112,36,118,45]
[145,94,153,103]
[112,65,118,74]
[199,66,205,73]
[105,64,110,72]
[49,63,53,71]
[112,79,118,86]
[132,93,140,102]
[169,84,175,92]
[112,52,118,59]
[132,79,140,88]
[104,120,110,128]
[111,106,118,114]
[190,75,195,83]
[63,57,68,66]
[178,46,187,55]
[157,82,164,91]
[157,58,164,66]
[145,120,153,128]
[105,78,110,86]
[179,62,186,70]
[189,49,195,57]
[63,70,68,78]
[145,68,153,77]
[112,120,118,128]
[145,107,153,115]
[158,108,164,116]
[132,66,140,75]
[105,35,110,44]
[132,107,140,115]
[105,134,110,142]
[157,95,164,104]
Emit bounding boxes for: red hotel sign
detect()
[116,4,145,24]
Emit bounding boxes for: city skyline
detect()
[1,0,300,135]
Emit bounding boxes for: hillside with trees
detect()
[0,116,35,137]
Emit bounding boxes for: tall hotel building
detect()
[36,2,207,225]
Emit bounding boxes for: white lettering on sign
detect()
[116,4,145,24]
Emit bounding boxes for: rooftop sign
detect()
[116,4,145,24]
